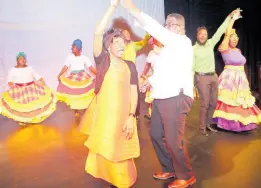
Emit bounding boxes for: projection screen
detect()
[0,0,165,92]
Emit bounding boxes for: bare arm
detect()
[128,62,139,114]
[123,84,138,140]
[218,19,235,52]
[89,66,97,75]
[211,9,240,46]
[130,85,138,114]
[141,63,151,77]
[93,1,119,57]
[7,69,15,87]
[133,33,150,51]
[141,51,153,77]
[58,66,69,80]
[218,10,242,52]
[122,61,139,139]
[38,78,46,85]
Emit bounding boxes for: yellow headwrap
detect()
[230,29,238,38]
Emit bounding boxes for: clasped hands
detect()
[230,8,243,20]
[110,0,134,9]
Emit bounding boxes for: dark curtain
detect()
[164,0,261,90]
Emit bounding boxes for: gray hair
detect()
[167,13,185,34]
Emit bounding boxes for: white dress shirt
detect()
[137,12,194,99]
[147,50,160,68]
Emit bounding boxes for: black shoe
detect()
[207,125,218,133]
[199,129,209,137]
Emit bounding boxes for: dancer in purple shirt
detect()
[213,9,261,132]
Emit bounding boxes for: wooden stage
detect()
[0,98,261,188]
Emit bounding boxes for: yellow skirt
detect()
[86,150,137,188]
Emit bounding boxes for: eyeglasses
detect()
[164,23,181,27]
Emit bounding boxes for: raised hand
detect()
[121,0,134,9]
[111,0,120,7]
[230,8,242,19]
[232,8,243,20]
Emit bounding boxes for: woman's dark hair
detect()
[103,28,127,49]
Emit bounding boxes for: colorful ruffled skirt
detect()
[56,70,95,110]
[0,82,56,124]
[213,65,261,131]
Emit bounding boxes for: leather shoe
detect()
[153,172,176,180]
[207,125,218,133]
[168,176,196,188]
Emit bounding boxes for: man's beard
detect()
[197,39,207,45]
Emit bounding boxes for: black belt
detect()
[195,72,215,76]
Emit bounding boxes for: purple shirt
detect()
[221,48,246,66]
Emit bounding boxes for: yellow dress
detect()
[79,59,140,188]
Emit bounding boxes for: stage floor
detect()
[0,98,261,188]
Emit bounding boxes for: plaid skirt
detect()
[0,82,56,124]
[56,71,95,110]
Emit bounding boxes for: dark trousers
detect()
[194,74,218,130]
[150,93,194,180]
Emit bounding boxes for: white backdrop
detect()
[0,0,165,92]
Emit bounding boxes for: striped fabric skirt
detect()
[213,65,261,131]
[0,82,56,124]
[56,70,95,110]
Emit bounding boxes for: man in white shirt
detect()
[122,1,196,187]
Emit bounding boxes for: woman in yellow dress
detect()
[79,0,140,187]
